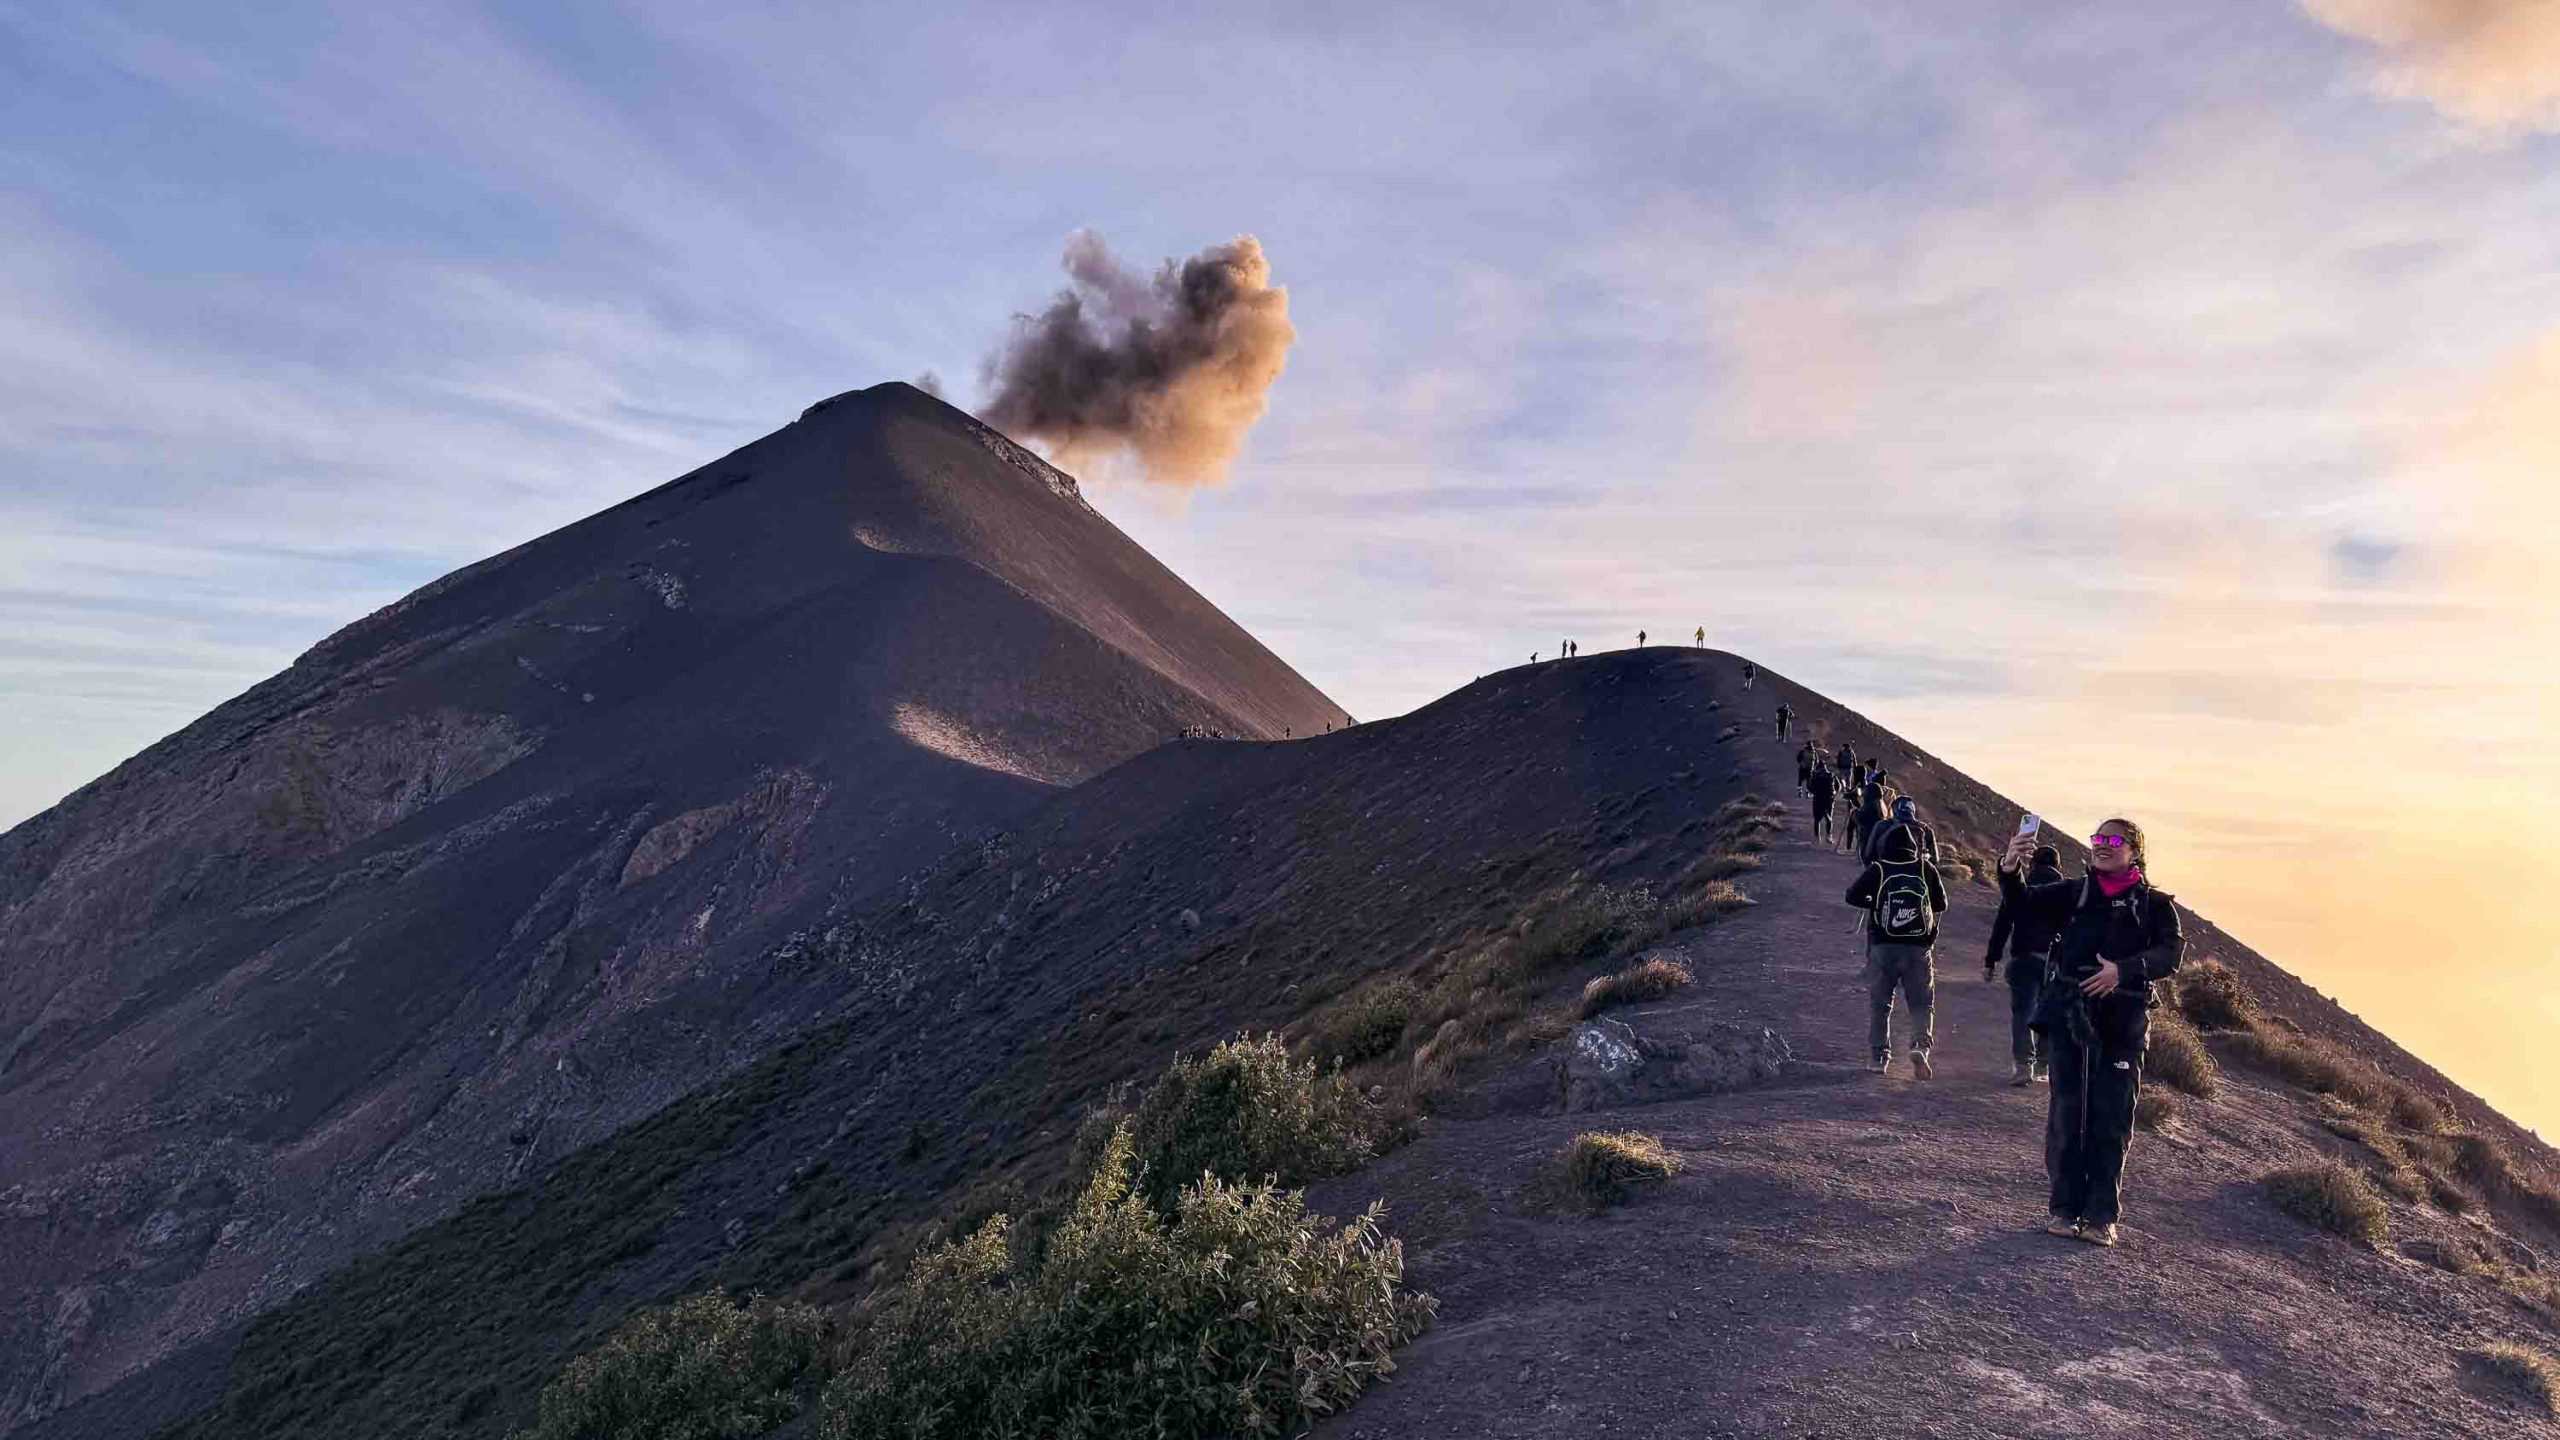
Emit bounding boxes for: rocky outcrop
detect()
[1556,1015,1792,1112]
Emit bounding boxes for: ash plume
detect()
[981,231,1294,486]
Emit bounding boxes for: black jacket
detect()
[1808,768,1839,807]
[1996,866,2185,999]
[1985,856,2065,965]
[1860,816,1937,866]
[1845,857,1949,945]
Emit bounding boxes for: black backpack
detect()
[1871,861,1935,940]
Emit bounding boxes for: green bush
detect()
[820,1126,1435,1440]
[1561,1131,1683,1209]
[1578,956,1694,1019]
[2467,1342,2560,1417]
[2145,1016,2219,1099]
[2170,959,2254,1031]
[1306,979,1420,1068]
[510,1292,829,1440]
[1125,1035,1378,1212]
[2263,1162,2390,1248]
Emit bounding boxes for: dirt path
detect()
[1309,725,2556,1439]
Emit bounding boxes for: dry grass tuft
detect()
[2144,1016,2219,1100]
[2219,1030,2391,1110]
[2264,1162,2391,1248]
[2134,1088,2180,1132]
[2467,1342,2560,1417]
[1578,956,1695,1019]
[2170,958,2255,1031]
[1560,1131,1683,1209]
[1663,879,1754,932]
[1305,979,1420,1069]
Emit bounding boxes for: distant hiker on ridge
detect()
[1808,760,1840,843]
[1795,740,1818,795]
[1846,824,1948,1077]
[1773,702,1793,740]
[1638,629,1647,647]
[2000,818,2186,1247]
[1698,626,1708,648]
[1741,657,1756,688]
[1986,841,2065,1086]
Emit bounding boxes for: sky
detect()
[2,1,2556,1133]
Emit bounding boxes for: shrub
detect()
[2388,1086,2451,1134]
[1578,955,1694,1019]
[2171,959,2254,1031]
[1124,1035,1379,1212]
[1663,879,1754,931]
[2467,1343,2560,1417]
[2263,1163,2390,1248]
[2408,1233,2490,1275]
[2219,1030,2389,1109]
[2134,1088,2180,1132]
[820,1125,1435,1440]
[1306,979,1420,1068]
[2145,1016,2219,1099]
[1517,884,1662,967]
[1561,1131,1683,1209]
[511,1292,829,1440]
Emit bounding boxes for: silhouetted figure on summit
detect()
[1845,824,1948,1078]
[1638,630,1647,647]
[1741,657,1755,687]
[2001,818,2186,1247]
[1696,626,1707,648]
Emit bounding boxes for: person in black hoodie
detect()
[1795,741,1817,795]
[1807,761,1840,841]
[1847,777,1891,857]
[1862,795,1939,866]
[1844,826,1949,1078]
[1985,842,2065,1086]
[1999,819,2185,1247]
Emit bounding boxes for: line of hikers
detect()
[1782,713,2183,1249]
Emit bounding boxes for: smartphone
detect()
[2016,813,2041,838]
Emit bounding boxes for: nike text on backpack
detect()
[1871,863,1935,940]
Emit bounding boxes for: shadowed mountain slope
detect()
[26,651,2559,1439]
[0,382,1343,1430]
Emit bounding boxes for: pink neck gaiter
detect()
[2095,866,2145,898]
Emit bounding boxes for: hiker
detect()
[1741,658,1756,687]
[1808,761,1840,841]
[1986,842,2065,1085]
[1848,779,1891,859]
[1836,741,1857,781]
[1795,741,1818,795]
[1863,796,1939,866]
[1697,626,1707,648]
[1638,629,1648,646]
[1773,702,1793,740]
[2000,819,2186,1247]
[1846,825,1949,1077]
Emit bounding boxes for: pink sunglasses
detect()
[2089,834,2131,850]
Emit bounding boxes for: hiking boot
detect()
[2077,1223,2119,1247]
[1868,1053,1891,1075]
[2010,1062,2033,1087]
[2045,1215,2081,1238]
[1909,1050,1934,1080]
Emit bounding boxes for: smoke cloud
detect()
[981,231,1294,486]
[2302,0,2560,132]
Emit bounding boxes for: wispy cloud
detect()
[2303,0,2560,133]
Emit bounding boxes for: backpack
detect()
[1871,861,1935,940]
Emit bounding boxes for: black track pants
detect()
[2045,996,2148,1225]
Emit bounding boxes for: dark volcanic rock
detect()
[1557,1015,1793,1112]
[0,382,1342,1430]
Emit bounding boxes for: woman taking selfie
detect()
[1998,818,2185,1246]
